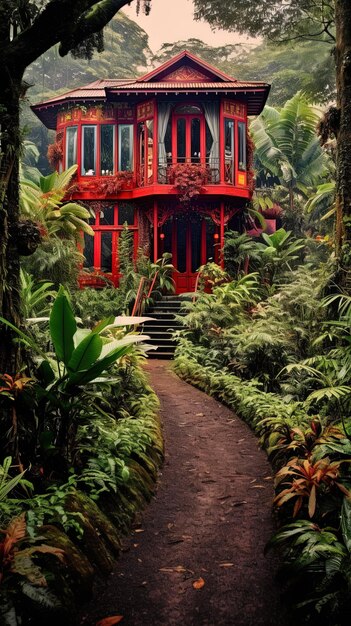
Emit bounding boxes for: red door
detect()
[161,216,218,294]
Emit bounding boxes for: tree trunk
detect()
[335,0,351,280]
[0,67,24,374]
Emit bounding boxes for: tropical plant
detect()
[20,164,93,241]
[20,269,57,319]
[0,513,65,625]
[255,228,305,284]
[0,287,150,472]
[251,92,332,232]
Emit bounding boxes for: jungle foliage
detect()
[174,222,351,624]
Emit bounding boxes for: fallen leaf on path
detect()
[219,563,234,568]
[233,501,247,506]
[196,413,204,416]
[96,617,123,626]
[193,577,205,590]
[134,529,145,533]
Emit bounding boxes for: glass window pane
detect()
[83,232,94,268]
[191,220,202,272]
[101,232,112,272]
[238,121,247,171]
[191,118,200,163]
[224,119,234,183]
[206,220,215,263]
[66,126,77,169]
[100,125,114,175]
[100,206,115,225]
[118,125,134,171]
[177,118,186,162]
[82,126,96,175]
[146,119,154,182]
[177,220,187,273]
[118,203,134,225]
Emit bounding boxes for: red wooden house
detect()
[32,51,270,293]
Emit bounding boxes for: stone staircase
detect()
[141,295,185,359]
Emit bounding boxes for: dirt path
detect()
[81,361,293,626]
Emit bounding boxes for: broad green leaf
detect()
[341,497,351,553]
[49,286,77,365]
[67,333,103,373]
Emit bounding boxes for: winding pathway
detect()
[81,361,293,626]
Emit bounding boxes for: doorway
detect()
[160,214,218,293]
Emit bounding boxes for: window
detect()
[100,125,114,175]
[224,119,234,184]
[191,118,201,162]
[238,121,247,171]
[177,118,186,162]
[118,203,134,225]
[101,232,113,272]
[118,124,133,171]
[99,206,115,226]
[82,125,96,175]
[81,203,137,285]
[146,119,154,182]
[83,232,94,268]
[66,126,77,169]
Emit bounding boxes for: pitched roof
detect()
[31,50,271,128]
[135,50,236,83]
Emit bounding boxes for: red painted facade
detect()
[32,51,270,293]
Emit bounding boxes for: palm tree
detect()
[251,92,332,216]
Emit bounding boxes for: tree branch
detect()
[3,0,134,71]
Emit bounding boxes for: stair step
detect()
[145,338,175,346]
[147,351,174,360]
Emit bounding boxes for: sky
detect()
[123,0,258,53]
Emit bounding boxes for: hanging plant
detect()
[96,171,134,195]
[246,130,255,193]
[47,139,63,170]
[168,163,209,204]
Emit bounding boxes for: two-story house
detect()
[32,51,270,293]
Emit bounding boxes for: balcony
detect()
[71,157,249,200]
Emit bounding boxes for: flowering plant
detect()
[97,171,134,195]
[168,163,209,203]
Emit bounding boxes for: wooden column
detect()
[153,199,158,262]
[220,201,225,269]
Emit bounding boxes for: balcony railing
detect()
[157,158,221,185]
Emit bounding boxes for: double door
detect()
[161,215,217,293]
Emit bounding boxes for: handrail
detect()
[146,270,159,300]
[131,276,146,317]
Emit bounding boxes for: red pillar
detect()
[153,199,158,262]
[220,201,225,269]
